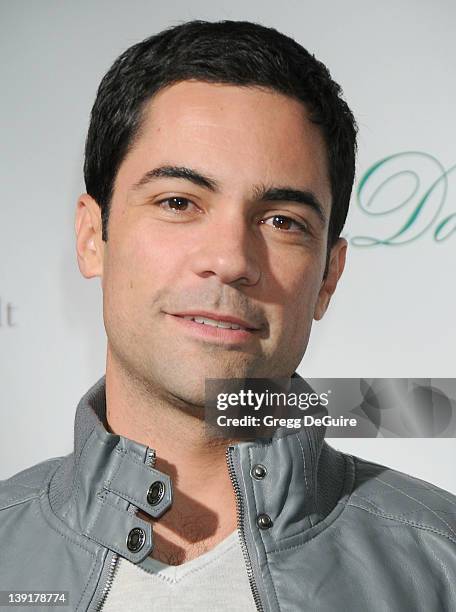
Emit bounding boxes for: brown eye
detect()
[161,197,191,211]
[272,215,292,230]
[262,215,307,232]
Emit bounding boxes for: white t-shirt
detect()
[102,529,258,611]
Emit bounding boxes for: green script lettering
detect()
[351,152,454,246]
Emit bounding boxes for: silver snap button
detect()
[147,481,165,506]
[126,527,146,552]
[257,513,273,530]
[251,464,267,480]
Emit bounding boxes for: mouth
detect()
[165,311,263,343]
[173,311,259,330]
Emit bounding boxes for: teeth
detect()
[183,315,246,330]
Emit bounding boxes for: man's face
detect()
[77,81,346,405]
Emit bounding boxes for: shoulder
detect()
[0,456,64,511]
[346,453,456,544]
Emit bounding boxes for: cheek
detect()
[108,219,186,290]
[268,251,323,304]
[292,283,320,332]
[268,255,323,339]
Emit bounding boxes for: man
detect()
[1,19,455,612]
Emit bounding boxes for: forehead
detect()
[117,80,331,207]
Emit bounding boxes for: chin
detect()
[160,363,251,403]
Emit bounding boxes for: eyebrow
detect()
[132,164,327,227]
[132,165,220,191]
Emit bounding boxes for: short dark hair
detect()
[84,20,357,250]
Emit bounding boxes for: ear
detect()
[313,237,347,321]
[75,194,104,278]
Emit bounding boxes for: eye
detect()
[158,196,197,213]
[261,215,308,233]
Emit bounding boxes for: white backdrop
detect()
[1,0,455,491]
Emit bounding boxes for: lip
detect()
[169,311,262,331]
[165,311,262,344]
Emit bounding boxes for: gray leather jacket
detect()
[1,376,456,611]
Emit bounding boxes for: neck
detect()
[105,348,239,564]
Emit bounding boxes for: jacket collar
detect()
[49,375,348,563]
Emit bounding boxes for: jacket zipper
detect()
[146,447,156,468]
[226,446,264,612]
[94,551,119,611]
[95,447,157,610]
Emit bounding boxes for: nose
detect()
[188,213,262,287]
